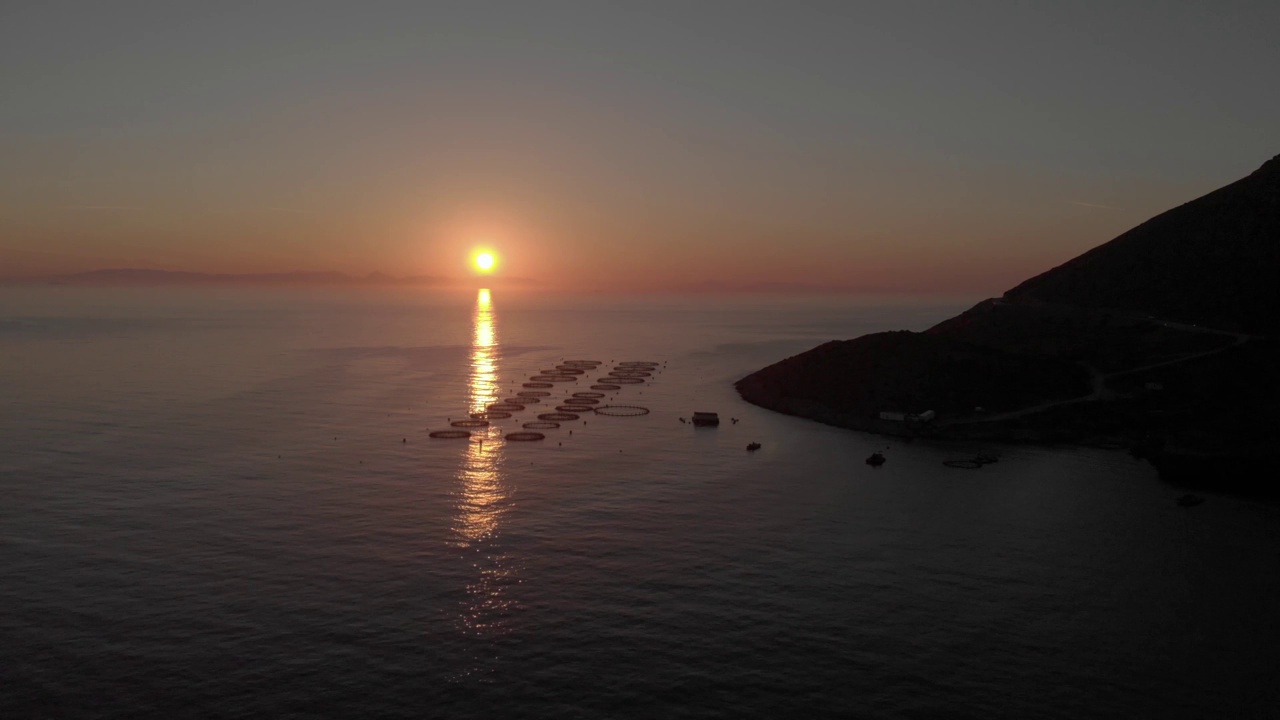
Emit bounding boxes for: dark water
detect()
[2,287,1278,719]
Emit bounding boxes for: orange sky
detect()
[2,4,1276,293]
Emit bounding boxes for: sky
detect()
[1,1,1277,292]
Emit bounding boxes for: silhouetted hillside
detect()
[739,154,1280,494]
[1006,155,1280,334]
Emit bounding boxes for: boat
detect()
[691,411,720,427]
[866,452,886,467]
[746,442,762,451]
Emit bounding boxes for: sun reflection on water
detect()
[452,288,518,637]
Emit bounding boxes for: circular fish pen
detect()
[530,375,576,383]
[608,371,650,378]
[556,404,593,412]
[523,421,560,430]
[593,405,650,416]
[591,384,621,391]
[552,367,586,374]
[429,430,471,439]
[538,412,580,421]
[451,419,490,428]
[561,397,598,404]
[523,382,553,388]
[505,396,538,403]
[518,390,552,397]
[562,360,602,367]
[573,392,606,399]
[599,376,644,384]
[618,361,660,367]
[944,460,984,469]
[488,403,526,412]
[505,432,546,442]
[471,411,512,420]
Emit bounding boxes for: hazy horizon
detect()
[3,2,1277,294]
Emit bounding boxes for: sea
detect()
[2,286,1278,719]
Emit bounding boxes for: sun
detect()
[473,251,496,273]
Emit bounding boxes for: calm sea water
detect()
[2,287,1278,719]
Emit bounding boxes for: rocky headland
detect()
[737,155,1280,496]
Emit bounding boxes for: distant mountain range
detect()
[12,268,540,288]
[738,154,1280,496]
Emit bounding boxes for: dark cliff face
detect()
[1005,154,1280,334]
[735,330,1089,421]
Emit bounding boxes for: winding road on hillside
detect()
[944,318,1251,426]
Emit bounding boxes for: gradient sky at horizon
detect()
[2,1,1277,292]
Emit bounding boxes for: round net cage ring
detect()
[538,412,580,421]
[485,411,513,419]
[618,361,660,367]
[429,430,472,439]
[518,390,552,397]
[552,367,586,374]
[562,360,602,365]
[608,371,651,378]
[943,460,984,469]
[523,382,554,388]
[523,421,561,430]
[593,405,651,416]
[505,431,546,442]
[530,376,577,383]
[561,397,598,404]
[451,419,490,428]
[488,403,526,412]
[590,384,621,391]
[504,396,538,403]
[573,392,606,399]
[556,405,594,412]
[598,376,644,384]
[469,412,488,419]
[611,367,652,374]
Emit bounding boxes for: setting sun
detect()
[473,251,496,273]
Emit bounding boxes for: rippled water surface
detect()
[2,287,1278,719]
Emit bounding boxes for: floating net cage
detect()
[470,411,512,420]
[573,392,606,399]
[530,375,576,383]
[488,403,526,412]
[538,412,580,421]
[451,419,490,428]
[599,376,644,384]
[591,384,621,391]
[618,361,660,367]
[429,430,471,439]
[556,404,594,412]
[523,421,560,430]
[562,360,602,366]
[523,382,553,388]
[943,460,983,469]
[552,367,586,374]
[593,405,650,417]
[608,371,651,378]
[561,397,598,404]
[518,390,552,397]
[505,396,538,403]
[505,432,546,442]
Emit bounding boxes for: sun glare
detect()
[473,251,496,273]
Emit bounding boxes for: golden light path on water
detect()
[452,288,517,637]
